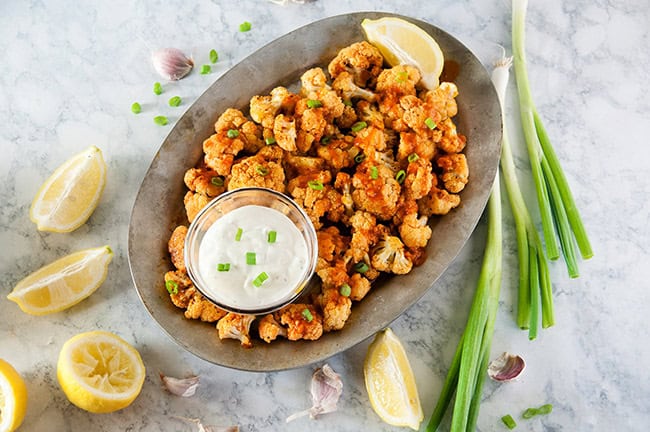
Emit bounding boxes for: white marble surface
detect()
[1,1,649,431]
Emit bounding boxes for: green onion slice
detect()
[307,180,324,191]
[239,21,252,32]
[165,279,178,295]
[217,263,230,272]
[268,230,277,243]
[354,153,366,163]
[153,116,168,126]
[501,414,517,429]
[407,153,419,163]
[265,136,276,145]
[235,227,243,241]
[343,99,353,107]
[396,70,408,82]
[339,283,351,297]
[210,176,224,186]
[370,166,378,179]
[354,262,369,274]
[536,404,553,415]
[522,408,538,419]
[320,135,332,145]
[425,117,437,129]
[252,271,269,287]
[302,308,313,322]
[227,129,240,138]
[153,82,163,95]
[209,49,218,64]
[395,170,406,184]
[256,165,269,176]
[307,99,322,109]
[200,64,211,74]
[168,96,182,107]
[351,121,368,132]
[131,102,141,114]
[246,252,256,265]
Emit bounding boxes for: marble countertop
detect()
[1,0,649,431]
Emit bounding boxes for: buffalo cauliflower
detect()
[402,157,435,200]
[278,304,324,341]
[217,313,256,348]
[397,131,436,162]
[417,176,462,216]
[183,191,211,222]
[332,71,376,102]
[437,153,469,193]
[184,167,226,198]
[423,82,459,120]
[351,160,401,221]
[371,235,413,274]
[348,273,371,301]
[257,314,288,343]
[227,153,286,193]
[168,225,187,271]
[249,86,299,129]
[436,117,467,154]
[327,41,383,88]
[318,288,352,332]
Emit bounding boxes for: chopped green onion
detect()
[320,135,332,145]
[395,170,406,184]
[256,165,269,176]
[343,99,353,107]
[246,252,256,265]
[153,82,163,95]
[209,49,219,64]
[501,414,517,429]
[235,227,243,241]
[217,263,230,272]
[265,136,276,145]
[353,262,369,274]
[302,308,313,322]
[239,21,252,32]
[153,115,168,126]
[407,153,419,163]
[227,129,239,138]
[354,153,366,163]
[351,121,367,132]
[131,102,141,114]
[537,404,553,415]
[522,408,538,419]
[370,166,378,179]
[307,99,322,109]
[396,70,408,82]
[252,271,269,287]
[210,176,224,186]
[425,117,437,129]
[267,230,277,243]
[200,64,211,74]
[168,96,182,107]
[307,180,324,191]
[339,283,351,297]
[165,280,178,295]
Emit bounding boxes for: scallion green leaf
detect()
[268,230,277,243]
[265,136,276,145]
[501,414,517,429]
[227,129,239,138]
[239,21,252,32]
[537,404,553,415]
[210,176,224,186]
[256,165,269,176]
[353,262,369,274]
[165,279,178,295]
[407,153,419,163]
[339,283,351,297]
[153,82,163,95]
[252,271,269,287]
[522,408,538,419]
[235,227,243,241]
[354,153,366,163]
[307,180,324,191]
[200,64,211,74]
[307,99,322,109]
[153,115,168,126]
[246,252,256,265]
[320,135,332,145]
[168,96,182,107]
[209,49,219,64]
[131,102,141,114]
[395,170,406,184]
[425,117,437,129]
[217,263,230,272]
[370,166,378,180]
[301,308,313,322]
[351,121,367,132]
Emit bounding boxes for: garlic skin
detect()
[488,352,526,382]
[160,373,200,397]
[286,364,343,422]
[152,48,193,81]
[173,416,239,432]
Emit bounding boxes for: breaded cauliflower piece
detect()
[403,158,435,200]
[349,273,371,301]
[351,160,401,221]
[334,171,355,218]
[317,260,349,291]
[316,136,356,170]
[422,82,459,120]
[376,65,421,112]
[288,170,344,228]
[168,225,188,271]
[217,313,256,348]
[184,167,226,198]
[355,100,385,130]
[398,206,433,249]
[354,125,387,156]
[299,68,345,122]
[328,41,384,88]
[347,210,384,262]
[202,132,244,177]
[257,314,288,343]
[249,86,299,129]
[318,288,352,332]
[397,131,436,162]
[273,114,298,152]
[317,226,350,265]
[417,176,461,216]
[185,294,227,322]
[436,117,467,154]
[183,191,211,222]
[437,153,469,193]
[215,108,263,152]
[335,104,358,129]
[399,94,442,136]
[284,154,326,178]
[371,235,413,274]
[164,270,193,309]
[227,154,286,193]
[332,71,376,102]
[278,304,324,341]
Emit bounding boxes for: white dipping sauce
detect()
[197,205,309,310]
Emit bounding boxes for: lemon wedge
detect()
[30,146,107,233]
[7,246,113,316]
[57,331,145,414]
[364,327,423,430]
[0,359,28,432]
[361,17,445,90]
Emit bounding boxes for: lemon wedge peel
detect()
[29,145,107,233]
[7,246,113,316]
[364,328,423,430]
[0,359,28,432]
[57,331,145,414]
[361,17,445,90]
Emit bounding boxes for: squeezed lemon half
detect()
[362,17,445,90]
[30,145,107,233]
[7,246,113,316]
[57,331,145,414]
[364,327,423,430]
[0,359,28,432]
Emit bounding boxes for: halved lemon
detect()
[57,331,145,414]
[7,246,113,316]
[364,327,423,430]
[362,17,445,90]
[0,359,28,432]
[30,146,107,233]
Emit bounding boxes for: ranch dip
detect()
[197,205,310,310]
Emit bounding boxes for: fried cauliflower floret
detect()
[249,86,299,129]
[328,41,384,88]
[185,294,227,322]
[202,133,244,177]
[396,199,432,249]
[288,170,344,228]
[316,136,356,170]
[397,131,436,162]
[278,304,323,341]
[355,100,385,130]
[183,191,211,222]
[437,117,467,154]
[351,161,401,221]
[336,104,358,129]
[437,153,469,193]
[168,225,188,271]
[332,71,376,102]
[317,226,350,266]
[349,273,371,301]
[257,314,287,343]
[317,260,349,291]
[418,176,461,216]
[184,167,226,198]
[376,65,421,112]
[354,125,387,156]
[347,210,386,262]
[284,154,325,177]
[371,235,413,274]
[403,158,434,200]
[164,270,193,309]
[318,288,352,332]
[273,114,297,152]
[217,313,256,348]
[299,68,345,121]
[422,82,459,120]
[399,94,442,136]
[227,154,286,193]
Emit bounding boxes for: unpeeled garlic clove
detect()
[286,364,343,422]
[488,352,526,382]
[152,48,194,80]
[160,373,200,397]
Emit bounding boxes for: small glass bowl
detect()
[184,187,318,315]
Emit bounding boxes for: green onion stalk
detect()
[512,0,593,278]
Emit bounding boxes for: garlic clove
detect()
[152,48,194,81]
[160,373,200,397]
[286,364,343,422]
[488,352,526,382]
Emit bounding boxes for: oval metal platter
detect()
[128,11,501,372]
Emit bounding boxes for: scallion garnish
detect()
[320,135,332,145]
[343,99,353,107]
[200,64,211,74]
[370,166,378,179]
[265,136,276,145]
[307,180,324,191]
[235,227,243,241]
[153,115,168,126]
[209,49,219,64]
[353,262,369,274]
[153,82,163,95]
[307,99,322,109]
[268,230,277,243]
[239,21,252,32]
[165,280,178,295]
[354,153,366,163]
[210,176,224,186]
[351,121,367,132]
[395,170,406,184]
[252,271,268,287]
[131,102,141,114]
[425,117,437,129]
[339,283,351,297]
[407,153,419,163]
[217,263,230,272]
[501,414,517,429]
[522,408,538,419]
[227,129,240,138]
[168,96,182,107]
[256,165,269,176]
[246,252,256,265]
[536,404,553,415]
[396,70,408,82]
[302,308,313,322]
